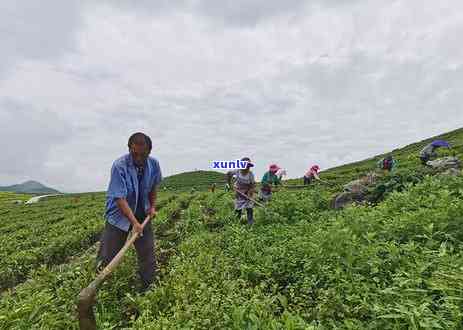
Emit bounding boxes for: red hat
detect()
[311,165,320,171]
[269,164,280,172]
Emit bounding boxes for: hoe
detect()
[234,188,282,217]
[77,215,150,330]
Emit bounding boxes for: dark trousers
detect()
[304,176,312,185]
[97,221,156,289]
[236,208,254,225]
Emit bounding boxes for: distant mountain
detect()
[0,181,60,194]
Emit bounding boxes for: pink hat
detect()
[311,165,320,171]
[269,164,280,172]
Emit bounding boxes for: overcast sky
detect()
[1,0,462,192]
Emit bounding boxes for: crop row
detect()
[0,192,196,329]
[2,174,463,328]
[0,192,175,290]
[129,175,463,329]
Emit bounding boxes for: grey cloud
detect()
[1,0,463,192]
[100,0,189,15]
[0,0,83,76]
[103,0,342,26]
[192,0,307,26]
[0,99,74,189]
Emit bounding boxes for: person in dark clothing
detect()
[419,141,451,165]
[303,165,321,185]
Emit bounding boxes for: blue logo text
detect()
[211,160,249,169]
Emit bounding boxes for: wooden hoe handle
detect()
[77,215,151,330]
[234,188,266,208]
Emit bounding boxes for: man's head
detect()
[128,132,152,166]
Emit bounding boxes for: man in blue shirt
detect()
[97,132,162,291]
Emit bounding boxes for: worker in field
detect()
[226,157,256,225]
[210,183,216,193]
[303,165,321,185]
[420,140,451,165]
[259,164,283,202]
[96,132,162,292]
[377,155,397,172]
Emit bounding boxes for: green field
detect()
[1,128,462,329]
[160,170,226,191]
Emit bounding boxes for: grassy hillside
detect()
[318,127,463,186]
[160,170,226,191]
[282,127,463,188]
[0,128,462,329]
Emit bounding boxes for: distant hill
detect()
[160,170,226,191]
[0,180,60,194]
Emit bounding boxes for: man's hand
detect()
[147,206,157,219]
[116,198,145,237]
[132,222,144,237]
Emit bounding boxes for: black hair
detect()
[128,132,152,151]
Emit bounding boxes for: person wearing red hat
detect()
[304,165,321,185]
[259,164,283,202]
[226,157,256,225]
